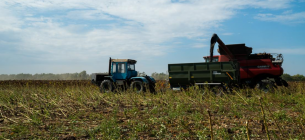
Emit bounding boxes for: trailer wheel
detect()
[100,80,113,93]
[131,81,146,93]
[214,85,225,96]
[255,80,274,93]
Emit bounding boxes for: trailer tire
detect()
[131,81,145,93]
[100,80,113,93]
[255,80,274,93]
[214,85,225,96]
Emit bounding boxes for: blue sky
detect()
[0,0,305,75]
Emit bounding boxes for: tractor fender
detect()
[146,76,156,83]
[104,76,115,82]
[130,77,149,84]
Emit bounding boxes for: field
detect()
[0,80,305,139]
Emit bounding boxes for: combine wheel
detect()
[275,78,283,86]
[275,77,289,87]
[282,79,289,87]
[100,80,113,93]
[255,80,274,93]
[130,81,146,93]
[214,85,226,96]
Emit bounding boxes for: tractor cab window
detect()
[112,63,116,73]
[128,64,135,71]
[118,63,125,73]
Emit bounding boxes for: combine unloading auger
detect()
[210,33,235,62]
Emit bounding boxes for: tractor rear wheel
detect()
[100,80,113,93]
[130,81,146,93]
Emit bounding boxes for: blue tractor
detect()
[91,57,156,93]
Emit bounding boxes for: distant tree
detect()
[282,73,293,81]
[14,73,33,80]
[78,71,87,80]
[0,71,92,80]
[151,72,168,80]
[0,74,9,80]
[137,71,147,77]
[292,74,305,81]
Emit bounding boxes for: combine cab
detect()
[92,58,156,93]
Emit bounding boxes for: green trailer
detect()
[168,61,239,89]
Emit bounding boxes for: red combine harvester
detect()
[204,34,288,90]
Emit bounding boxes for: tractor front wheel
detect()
[130,81,146,93]
[100,80,113,93]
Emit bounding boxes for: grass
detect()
[0,80,305,139]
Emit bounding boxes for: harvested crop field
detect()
[0,80,305,139]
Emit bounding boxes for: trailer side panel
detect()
[168,61,239,88]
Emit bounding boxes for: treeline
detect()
[1,71,303,81]
[0,71,90,80]
[151,72,168,80]
[282,73,305,81]
[0,71,169,80]
[137,72,168,80]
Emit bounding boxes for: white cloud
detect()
[248,0,291,9]
[255,11,305,24]
[65,10,114,20]
[0,2,23,31]
[192,44,207,48]
[0,0,295,73]
[18,23,167,61]
[221,33,234,36]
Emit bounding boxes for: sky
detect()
[0,0,305,75]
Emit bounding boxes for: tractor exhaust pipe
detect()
[108,57,112,76]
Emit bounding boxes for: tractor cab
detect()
[111,59,138,81]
